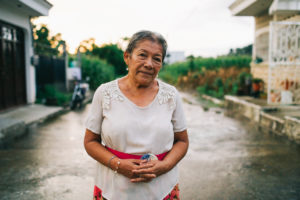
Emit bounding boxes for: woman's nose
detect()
[144,57,153,69]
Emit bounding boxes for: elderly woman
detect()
[84,30,189,200]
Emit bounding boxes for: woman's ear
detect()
[124,51,129,65]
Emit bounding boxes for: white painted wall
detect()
[0,1,51,105]
[0,3,36,104]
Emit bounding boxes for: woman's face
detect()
[124,40,163,87]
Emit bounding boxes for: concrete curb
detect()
[0,119,26,147]
[224,95,300,144]
[0,92,93,148]
[201,94,224,106]
[0,106,63,148]
[225,95,262,123]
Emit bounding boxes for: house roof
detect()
[4,0,53,16]
[42,0,53,7]
[229,0,273,16]
[269,0,300,15]
[229,0,300,17]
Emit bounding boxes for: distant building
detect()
[0,0,52,111]
[229,0,300,104]
[164,51,185,64]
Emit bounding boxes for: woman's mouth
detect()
[138,71,153,76]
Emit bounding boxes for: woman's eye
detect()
[154,57,162,62]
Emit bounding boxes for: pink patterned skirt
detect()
[93,184,180,200]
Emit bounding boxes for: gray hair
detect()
[125,30,168,61]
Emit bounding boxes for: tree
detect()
[90,44,127,76]
[78,38,96,53]
[228,44,252,56]
[187,55,195,71]
[33,24,65,56]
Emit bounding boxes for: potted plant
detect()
[252,78,263,98]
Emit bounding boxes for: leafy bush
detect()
[160,55,252,99]
[81,55,116,90]
[196,78,225,99]
[90,44,127,76]
[159,62,189,84]
[36,84,72,106]
[236,72,252,95]
[195,56,251,70]
[197,84,209,95]
[160,56,251,83]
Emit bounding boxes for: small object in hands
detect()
[141,153,158,162]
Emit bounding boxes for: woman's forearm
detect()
[162,130,189,172]
[84,129,116,169]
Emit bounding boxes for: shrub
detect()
[81,55,116,90]
[161,55,252,99]
[193,56,251,71]
[197,84,209,95]
[36,84,72,106]
[90,44,127,76]
[159,62,189,84]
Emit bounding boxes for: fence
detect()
[35,55,67,95]
[268,21,300,104]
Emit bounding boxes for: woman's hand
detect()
[130,160,169,183]
[130,130,189,183]
[112,159,155,181]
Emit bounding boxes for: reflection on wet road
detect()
[0,109,94,200]
[0,94,299,200]
[180,93,300,200]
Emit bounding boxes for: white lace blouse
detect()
[85,79,187,200]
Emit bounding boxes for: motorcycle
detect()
[70,83,84,110]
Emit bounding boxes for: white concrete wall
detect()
[0,3,36,104]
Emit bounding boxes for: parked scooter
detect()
[70,81,85,110]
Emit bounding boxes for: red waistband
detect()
[106,146,168,161]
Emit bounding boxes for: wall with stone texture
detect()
[251,63,300,103]
[251,62,268,92]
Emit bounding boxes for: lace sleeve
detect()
[85,85,104,134]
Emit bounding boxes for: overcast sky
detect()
[33,0,254,57]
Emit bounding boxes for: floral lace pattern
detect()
[101,80,176,110]
[157,81,176,110]
[102,81,124,110]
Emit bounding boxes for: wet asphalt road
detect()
[0,94,300,200]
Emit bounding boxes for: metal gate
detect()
[0,20,26,111]
[35,55,66,95]
[268,21,300,104]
